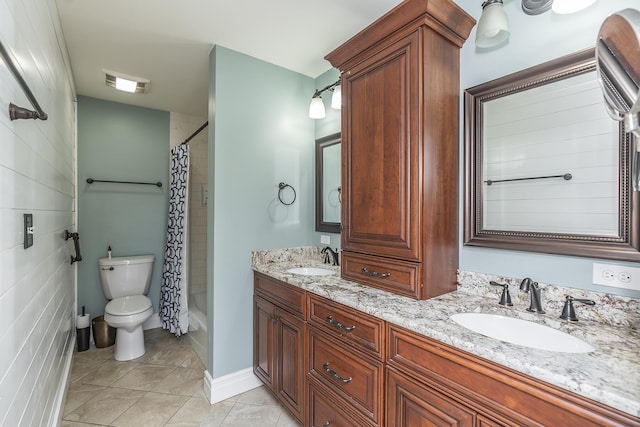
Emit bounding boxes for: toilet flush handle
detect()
[101,267,114,271]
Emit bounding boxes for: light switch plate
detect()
[320,235,330,245]
[24,213,33,249]
[592,262,640,291]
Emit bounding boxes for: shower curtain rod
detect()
[180,121,208,146]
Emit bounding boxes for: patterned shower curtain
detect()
[160,144,190,336]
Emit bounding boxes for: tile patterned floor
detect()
[62,328,300,427]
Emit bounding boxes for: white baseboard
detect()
[50,331,75,427]
[204,368,262,404]
[143,312,162,330]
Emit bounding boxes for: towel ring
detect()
[278,182,296,206]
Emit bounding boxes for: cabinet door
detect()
[342,30,421,262]
[276,308,305,422]
[253,296,276,389]
[387,367,474,427]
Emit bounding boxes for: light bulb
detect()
[552,0,597,14]
[331,84,341,109]
[309,97,325,119]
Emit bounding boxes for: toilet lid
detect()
[105,295,152,316]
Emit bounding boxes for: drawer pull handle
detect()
[326,315,355,332]
[361,267,390,278]
[312,423,330,427]
[323,362,352,383]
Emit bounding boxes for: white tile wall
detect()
[169,113,208,297]
[0,0,76,425]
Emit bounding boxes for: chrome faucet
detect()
[520,278,545,314]
[321,247,339,266]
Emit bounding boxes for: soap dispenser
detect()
[107,245,112,259]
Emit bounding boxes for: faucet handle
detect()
[560,295,596,321]
[490,281,513,306]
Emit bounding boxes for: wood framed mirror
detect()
[464,48,640,262]
[315,133,341,233]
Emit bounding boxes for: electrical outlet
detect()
[592,262,640,291]
[320,235,330,245]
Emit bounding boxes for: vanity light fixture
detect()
[476,0,510,48]
[552,0,597,14]
[308,79,341,119]
[104,70,151,94]
[477,0,599,48]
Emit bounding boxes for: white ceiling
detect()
[55,0,407,117]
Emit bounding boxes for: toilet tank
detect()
[98,255,155,299]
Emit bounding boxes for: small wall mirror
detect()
[316,133,341,233]
[464,48,640,262]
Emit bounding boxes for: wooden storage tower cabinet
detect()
[326,0,474,299]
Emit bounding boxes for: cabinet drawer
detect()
[308,327,383,424]
[386,366,474,427]
[308,381,376,427]
[341,251,422,299]
[254,272,306,319]
[308,294,385,359]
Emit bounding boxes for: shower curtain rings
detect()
[278,182,296,205]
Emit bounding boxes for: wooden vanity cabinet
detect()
[253,273,306,423]
[386,325,640,427]
[325,0,474,299]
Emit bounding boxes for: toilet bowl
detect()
[104,295,153,361]
[99,255,155,361]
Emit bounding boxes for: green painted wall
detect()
[77,96,170,318]
[208,46,315,377]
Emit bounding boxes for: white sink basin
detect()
[450,313,595,353]
[286,267,335,276]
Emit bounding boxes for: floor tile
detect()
[276,409,302,427]
[165,397,235,427]
[63,387,145,425]
[111,364,176,391]
[111,391,189,427]
[221,402,283,426]
[63,383,107,416]
[236,386,281,406]
[62,328,300,426]
[144,345,203,369]
[77,360,141,387]
[61,421,107,427]
[151,366,203,396]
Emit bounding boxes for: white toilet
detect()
[98,255,155,361]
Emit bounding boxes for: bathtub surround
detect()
[0,0,77,425]
[170,112,209,367]
[160,144,190,336]
[77,96,170,319]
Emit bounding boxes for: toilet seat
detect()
[105,295,152,316]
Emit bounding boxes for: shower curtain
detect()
[160,144,190,336]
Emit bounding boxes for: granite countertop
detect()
[251,247,640,418]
